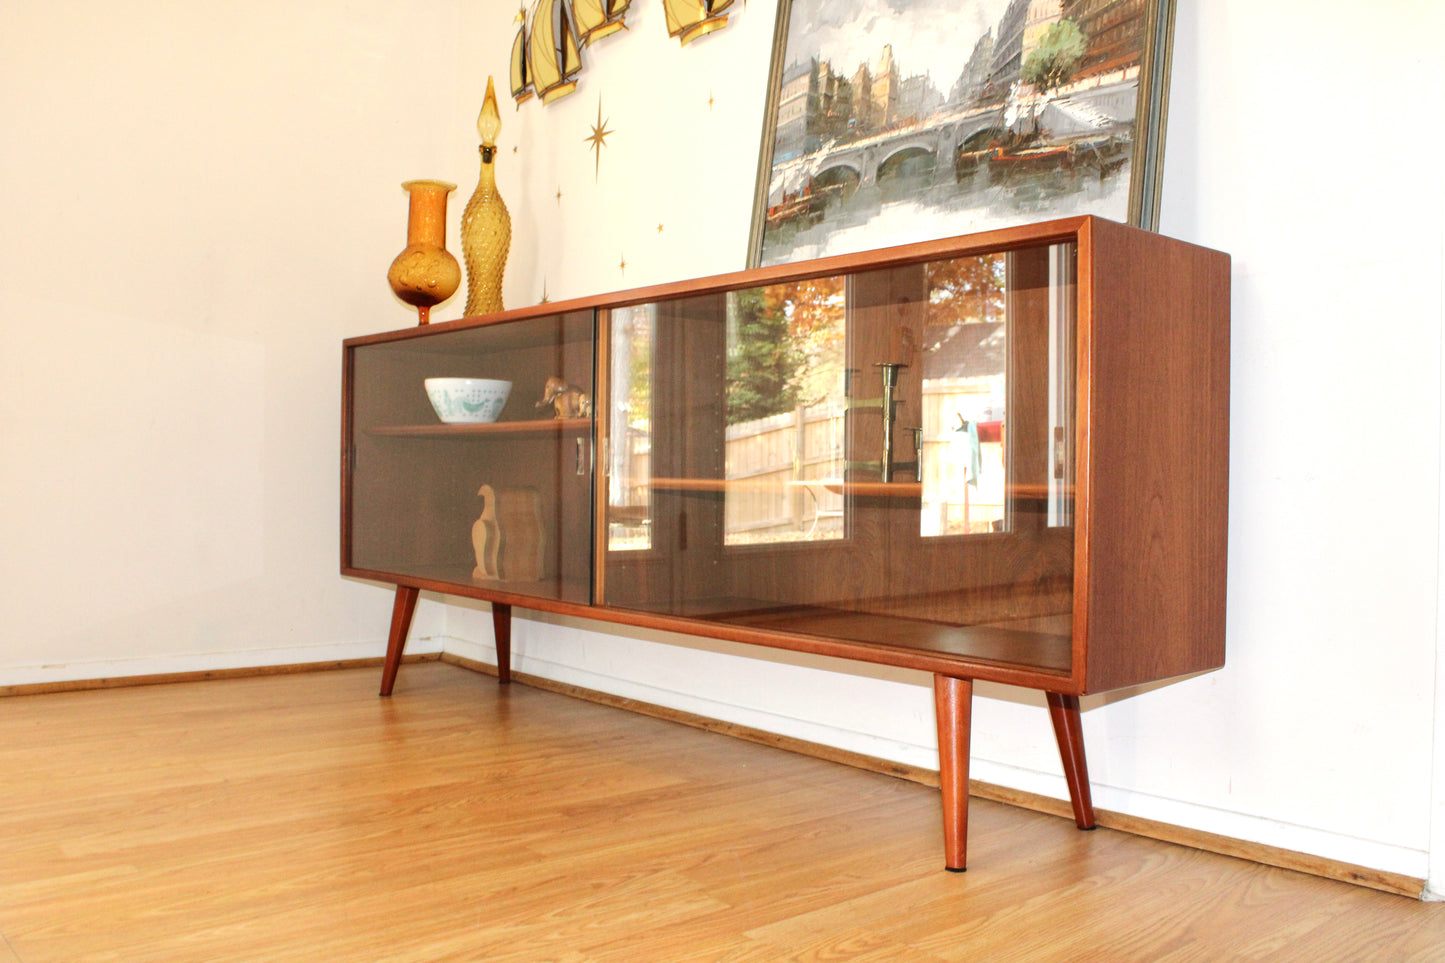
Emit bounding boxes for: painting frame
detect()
[746,0,1177,268]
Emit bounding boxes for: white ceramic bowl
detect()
[424,378,512,424]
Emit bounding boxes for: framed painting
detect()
[747,0,1176,267]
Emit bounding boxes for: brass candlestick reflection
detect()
[847,362,922,482]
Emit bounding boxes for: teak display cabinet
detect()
[342,215,1230,870]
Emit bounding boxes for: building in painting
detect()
[849,61,876,132]
[774,59,816,162]
[1023,0,1063,52]
[813,59,853,144]
[993,0,1086,95]
[950,28,997,106]
[1060,0,1149,78]
[989,0,1031,91]
[868,45,901,131]
[897,72,943,124]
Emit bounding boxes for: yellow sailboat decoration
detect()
[510,0,724,108]
[663,0,732,46]
[573,0,630,46]
[525,0,582,105]
[509,17,532,103]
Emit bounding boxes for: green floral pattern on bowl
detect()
[425,378,512,423]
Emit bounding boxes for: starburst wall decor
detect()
[584,98,613,180]
[511,0,736,106]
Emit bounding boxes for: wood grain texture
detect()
[0,654,440,699]
[491,601,513,684]
[1045,691,1096,828]
[378,584,420,696]
[470,655,1422,899]
[1077,217,1231,692]
[364,417,590,436]
[342,219,1096,350]
[2,663,1441,963]
[348,216,1231,700]
[934,675,974,871]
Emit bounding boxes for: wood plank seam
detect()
[0,653,443,699]
[3,654,1418,900]
[436,653,1426,900]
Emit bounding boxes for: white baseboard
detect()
[0,637,445,688]
[439,630,1430,883]
[969,757,1428,880]
[440,631,937,767]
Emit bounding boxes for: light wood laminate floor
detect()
[1,662,1442,962]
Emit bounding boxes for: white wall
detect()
[0,1,459,680]
[3,0,1442,889]
[444,0,1445,884]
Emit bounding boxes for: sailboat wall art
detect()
[522,0,583,105]
[510,0,733,107]
[574,0,631,45]
[664,0,732,46]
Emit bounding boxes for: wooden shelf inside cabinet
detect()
[635,478,1068,500]
[364,418,591,438]
[639,476,923,497]
[608,598,1075,676]
[380,563,592,602]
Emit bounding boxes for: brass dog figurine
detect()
[536,376,591,418]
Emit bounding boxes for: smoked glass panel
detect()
[347,312,595,604]
[601,243,1076,674]
[723,277,847,545]
[918,253,1008,536]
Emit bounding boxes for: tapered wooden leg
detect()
[1046,691,1096,829]
[492,602,512,685]
[379,585,420,697]
[934,674,973,872]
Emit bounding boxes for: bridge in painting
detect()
[769,80,1136,204]
[792,107,1010,195]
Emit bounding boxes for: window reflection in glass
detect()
[919,254,1008,537]
[607,306,654,551]
[607,246,1072,553]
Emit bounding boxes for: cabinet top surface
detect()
[346,216,1226,350]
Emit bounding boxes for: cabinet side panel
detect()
[1082,221,1230,692]
[341,347,356,571]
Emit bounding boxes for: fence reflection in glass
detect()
[606,246,1074,554]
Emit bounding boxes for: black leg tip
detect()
[945,865,967,873]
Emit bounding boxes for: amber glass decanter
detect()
[386,179,461,325]
[461,77,512,316]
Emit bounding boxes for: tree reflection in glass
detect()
[724,277,846,545]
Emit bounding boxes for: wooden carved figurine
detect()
[472,485,502,580]
[536,376,591,418]
[472,484,548,582]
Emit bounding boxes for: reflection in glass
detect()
[600,243,1077,670]
[919,254,1008,537]
[347,311,595,604]
[723,277,846,545]
[608,306,654,551]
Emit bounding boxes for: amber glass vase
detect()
[461,78,512,316]
[387,179,462,325]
